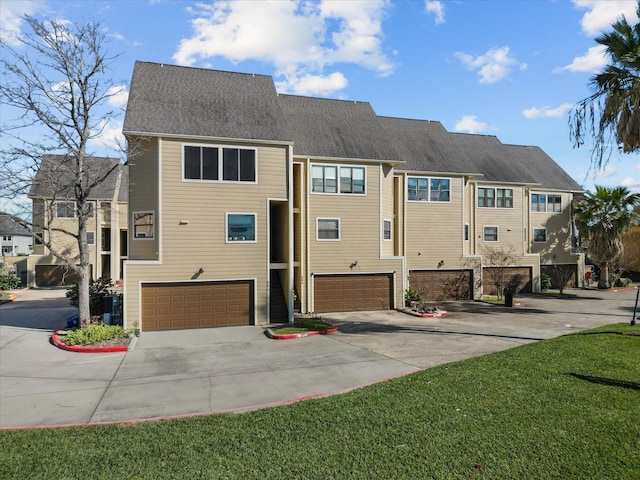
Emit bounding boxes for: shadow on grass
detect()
[568,373,640,391]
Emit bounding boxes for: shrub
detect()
[540,273,552,292]
[405,288,424,306]
[62,324,126,346]
[66,277,114,316]
[0,263,20,290]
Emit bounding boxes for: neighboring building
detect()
[21,155,128,287]
[122,61,584,332]
[0,213,31,256]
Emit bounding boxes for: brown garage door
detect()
[409,270,473,301]
[141,281,253,331]
[314,274,393,313]
[35,264,93,287]
[482,267,532,295]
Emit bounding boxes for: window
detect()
[497,188,513,208]
[2,247,10,254]
[483,226,498,242]
[312,165,338,193]
[183,145,255,182]
[464,224,469,242]
[312,164,365,194]
[547,194,562,212]
[533,228,547,243]
[2,235,11,241]
[531,193,547,212]
[133,211,154,239]
[478,188,495,207]
[226,214,256,242]
[56,201,75,218]
[340,167,365,194]
[33,232,43,245]
[383,220,392,241]
[317,218,340,240]
[408,177,450,202]
[408,177,428,201]
[86,232,95,245]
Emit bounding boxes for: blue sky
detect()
[1,0,639,194]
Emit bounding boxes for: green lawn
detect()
[2,324,639,479]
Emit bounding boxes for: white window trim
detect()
[86,231,95,245]
[483,225,499,243]
[531,192,549,213]
[533,228,548,243]
[226,212,257,243]
[133,211,155,240]
[383,219,392,241]
[56,201,75,218]
[496,188,514,209]
[407,176,452,203]
[310,163,366,196]
[182,143,258,184]
[316,217,341,241]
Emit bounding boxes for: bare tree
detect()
[0,17,124,323]
[546,264,576,294]
[482,246,521,300]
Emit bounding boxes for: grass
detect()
[2,323,639,479]
[270,317,335,335]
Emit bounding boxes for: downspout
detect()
[287,145,294,323]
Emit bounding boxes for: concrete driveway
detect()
[1,287,637,429]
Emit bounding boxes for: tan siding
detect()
[381,165,394,257]
[475,185,526,252]
[529,192,578,264]
[129,137,159,260]
[405,176,464,271]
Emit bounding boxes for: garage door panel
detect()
[409,270,474,301]
[141,281,253,331]
[314,274,393,313]
[482,267,532,295]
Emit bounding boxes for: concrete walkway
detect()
[1,287,637,429]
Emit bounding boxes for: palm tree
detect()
[569,2,640,169]
[573,186,640,289]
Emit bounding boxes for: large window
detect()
[479,187,512,208]
[226,213,256,242]
[531,193,562,213]
[408,177,450,202]
[312,164,365,194]
[317,218,340,240]
[533,228,547,243]
[133,211,154,239]
[184,145,255,182]
[340,167,365,194]
[483,226,498,242]
[56,201,75,218]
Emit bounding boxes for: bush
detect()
[62,324,126,346]
[541,273,552,292]
[614,277,632,287]
[66,277,114,316]
[0,263,20,290]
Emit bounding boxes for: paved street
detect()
[1,287,637,428]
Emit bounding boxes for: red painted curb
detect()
[402,308,448,318]
[51,330,129,353]
[266,326,338,340]
[0,292,16,304]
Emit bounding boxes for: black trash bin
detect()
[505,292,513,307]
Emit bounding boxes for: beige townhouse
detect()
[18,155,128,287]
[122,61,584,332]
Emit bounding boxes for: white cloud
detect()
[276,71,347,96]
[89,118,125,152]
[106,85,129,109]
[572,0,639,36]
[522,103,573,119]
[172,0,393,96]
[592,164,618,179]
[455,46,526,84]
[425,1,445,25]
[621,176,640,192]
[0,0,44,46]
[454,115,488,134]
[555,45,607,73]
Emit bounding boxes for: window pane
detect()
[134,212,154,239]
[325,167,337,193]
[318,219,339,239]
[384,220,391,240]
[184,146,201,179]
[431,178,450,201]
[223,148,239,181]
[228,214,255,241]
[534,229,547,242]
[340,167,352,193]
[408,177,417,201]
[86,232,95,245]
[57,202,74,218]
[202,147,218,180]
[418,178,428,201]
[484,226,498,242]
[239,149,255,182]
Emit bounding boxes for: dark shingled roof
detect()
[278,95,399,161]
[123,61,291,142]
[0,213,30,236]
[29,155,126,201]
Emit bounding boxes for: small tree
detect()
[482,246,520,300]
[0,17,125,324]
[547,264,576,294]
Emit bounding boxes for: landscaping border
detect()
[265,325,338,340]
[51,330,133,353]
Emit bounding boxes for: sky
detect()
[1,0,639,197]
